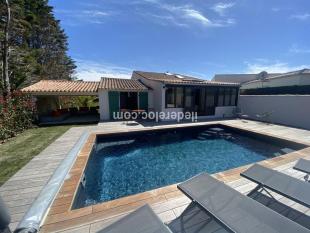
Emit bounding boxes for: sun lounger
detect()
[0,196,11,233]
[294,159,310,181]
[241,164,310,208]
[97,204,172,233]
[178,172,310,233]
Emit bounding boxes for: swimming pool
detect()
[73,125,302,209]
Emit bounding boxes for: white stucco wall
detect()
[132,73,164,112]
[239,95,310,130]
[98,90,109,121]
[147,91,154,109]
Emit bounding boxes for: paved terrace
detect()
[0,119,310,232]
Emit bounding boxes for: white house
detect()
[22,71,240,122]
[212,72,280,84]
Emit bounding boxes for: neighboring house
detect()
[212,72,280,84]
[238,68,310,130]
[240,69,310,95]
[22,71,240,121]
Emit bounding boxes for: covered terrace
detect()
[21,80,100,125]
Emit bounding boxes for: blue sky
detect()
[50,0,310,81]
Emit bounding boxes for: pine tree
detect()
[0,0,76,93]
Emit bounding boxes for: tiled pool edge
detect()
[40,122,310,233]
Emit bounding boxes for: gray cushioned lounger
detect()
[97,204,172,233]
[241,164,310,208]
[178,173,310,233]
[294,159,310,174]
[0,196,11,233]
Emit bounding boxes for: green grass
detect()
[0,125,74,186]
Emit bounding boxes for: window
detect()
[176,87,184,108]
[166,86,238,108]
[184,88,193,108]
[166,87,175,108]
[224,88,231,106]
[205,88,216,115]
[217,88,224,106]
[217,87,238,107]
[230,88,237,106]
[165,87,185,108]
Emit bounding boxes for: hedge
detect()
[0,91,36,141]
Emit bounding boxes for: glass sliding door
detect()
[230,88,237,106]
[198,87,206,116]
[217,88,225,106]
[184,87,216,116]
[205,87,216,116]
[175,87,184,108]
[120,92,138,110]
[184,87,194,110]
[166,87,175,108]
[224,88,231,106]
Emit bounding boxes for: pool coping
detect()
[40,122,310,232]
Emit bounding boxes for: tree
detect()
[0,0,76,93]
[2,0,11,97]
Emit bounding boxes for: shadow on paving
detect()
[248,190,310,230]
[168,202,228,233]
[167,190,310,233]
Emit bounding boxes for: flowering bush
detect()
[0,91,36,141]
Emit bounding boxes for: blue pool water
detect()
[78,126,293,208]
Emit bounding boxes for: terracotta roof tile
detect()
[99,77,149,91]
[21,80,100,94]
[134,71,239,86]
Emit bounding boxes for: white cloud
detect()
[182,8,212,26]
[58,1,235,28]
[211,2,235,16]
[290,13,310,20]
[141,1,235,27]
[245,61,309,73]
[75,59,132,81]
[55,9,113,25]
[83,10,110,17]
[142,13,188,27]
[289,44,310,54]
[186,71,209,80]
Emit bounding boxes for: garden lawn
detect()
[0,125,73,186]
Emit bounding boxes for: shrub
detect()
[0,91,36,141]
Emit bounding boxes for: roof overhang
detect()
[25,92,98,96]
[21,80,100,96]
[99,77,150,91]
[164,82,240,87]
[98,89,149,92]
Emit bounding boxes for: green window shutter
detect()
[139,92,148,111]
[109,91,120,119]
